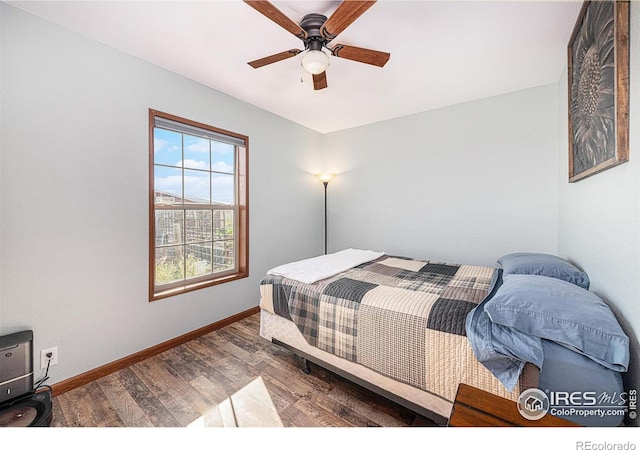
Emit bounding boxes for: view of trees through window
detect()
[154,207,235,284]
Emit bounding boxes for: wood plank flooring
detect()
[51,313,438,427]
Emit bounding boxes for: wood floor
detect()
[50,313,438,427]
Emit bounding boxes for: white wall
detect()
[0,4,323,384]
[557,3,640,424]
[322,84,559,266]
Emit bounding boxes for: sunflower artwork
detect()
[568,1,629,182]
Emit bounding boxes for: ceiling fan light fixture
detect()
[301,49,330,75]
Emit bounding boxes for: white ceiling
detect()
[8,0,583,133]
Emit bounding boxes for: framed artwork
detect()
[567,1,629,182]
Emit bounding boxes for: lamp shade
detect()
[302,50,330,75]
[316,173,335,184]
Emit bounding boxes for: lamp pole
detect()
[316,173,335,255]
[323,181,328,255]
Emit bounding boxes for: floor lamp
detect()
[316,173,335,255]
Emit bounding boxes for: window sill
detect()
[150,271,249,302]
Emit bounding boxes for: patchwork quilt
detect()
[259,255,537,402]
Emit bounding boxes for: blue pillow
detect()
[498,252,590,289]
[484,275,629,372]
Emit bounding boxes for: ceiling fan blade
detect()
[313,72,328,90]
[321,1,377,41]
[248,49,302,69]
[244,1,306,39]
[331,44,390,67]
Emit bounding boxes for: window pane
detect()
[184,169,211,204]
[212,173,234,205]
[186,210,212,243]
[183,135,210,170]
[186,243,213,279]
[155,210,184,246]
[155,166,183,205]
[213,210,234,240]
[212,141,235,174]
[154,128,183,167]
[213,240,234,273]
[156,245,185,285]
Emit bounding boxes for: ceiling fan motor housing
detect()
[300,13,328,51]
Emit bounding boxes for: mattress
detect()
[259,308,453,422]
[540,339,625,427]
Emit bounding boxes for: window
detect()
[149,110,248,301]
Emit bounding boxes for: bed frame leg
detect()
[300,357,311,374]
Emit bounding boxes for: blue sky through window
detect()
[154,128,236,205]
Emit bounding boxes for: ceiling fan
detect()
[244,0,390,90]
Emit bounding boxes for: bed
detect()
[259,249,629,426]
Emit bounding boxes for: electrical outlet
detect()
[40,347,58,369]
